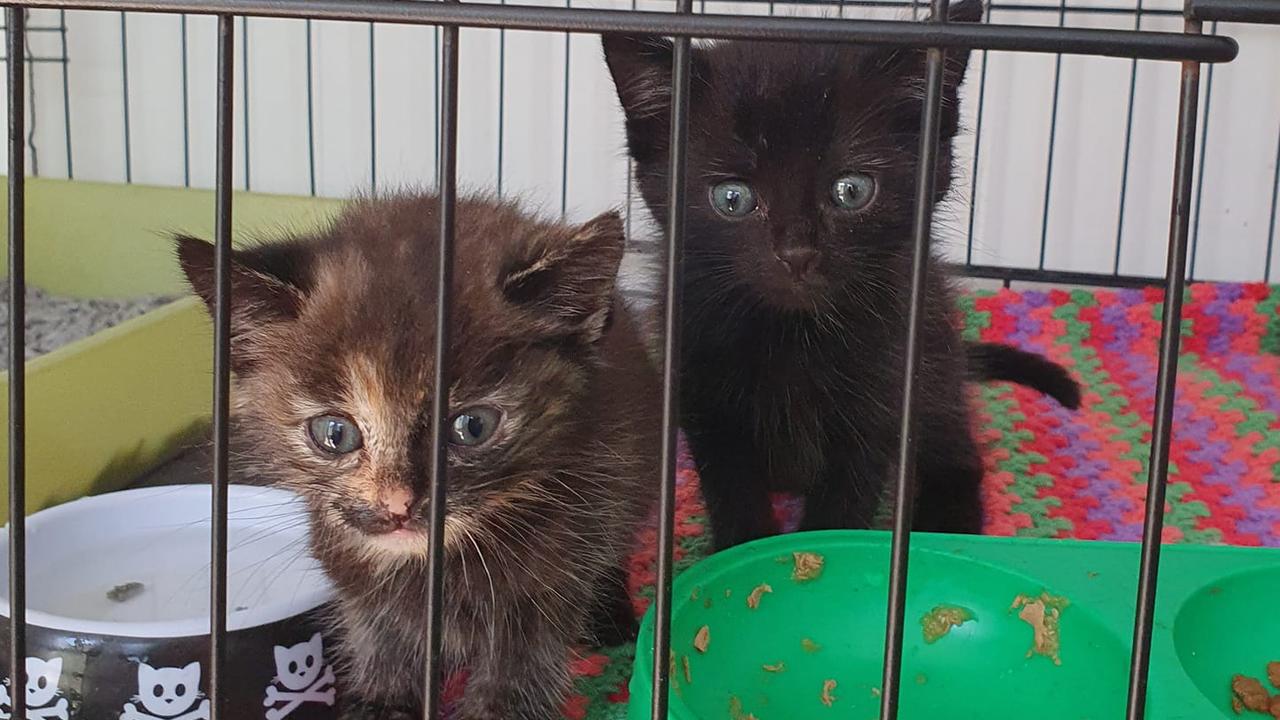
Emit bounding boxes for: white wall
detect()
[6,1,1280,281]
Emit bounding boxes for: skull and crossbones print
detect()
[120,661,210,720]
[0,656,69,720]
[263,632,336,720]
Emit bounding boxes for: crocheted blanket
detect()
[538,283,1280,718]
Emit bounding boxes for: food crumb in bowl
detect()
[920,605,973,643]
[694,625,711,653]
[725,589,733,598]
[792,552,825,582]
[729,695,758,720]
[820,679,837,707]
[762,662,785,673]
[1268,663,1280,690]
[682,656,692,684]
[704,597,714,609]
[871,687,881,698]
[107,582,145,603]
[691,587,701,601]
[801,638,822,654]
[1231,675,1271,714]
[747,584,773,610]
[1271,696,1280,720]
[1011,592,1069,665]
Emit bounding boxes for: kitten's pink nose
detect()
[777,247,819,279]
[379,487,414,523]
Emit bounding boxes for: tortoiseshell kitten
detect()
[176,193,659,719]
[603,0,1078,550]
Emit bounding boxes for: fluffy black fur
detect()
[603,0,1079,550]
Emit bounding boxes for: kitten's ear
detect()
[502,211,625,345]
[182,661,201,680]
[931,0,984,81]
[881,0,984,107]
[602,34,688,164]
[936,0,984,24]
[174,235,307,373]
[602,34,674,121]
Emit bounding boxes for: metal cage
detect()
[3,0,1277,719]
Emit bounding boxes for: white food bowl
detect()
[0,485,338,719]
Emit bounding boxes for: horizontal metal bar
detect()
[696,0,1190,16]
[958,263,1178,288]
[1,0,1240,62]
[1189,0,1280,23]
[0,56,73,62]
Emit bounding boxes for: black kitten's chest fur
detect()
[680,261,978,534]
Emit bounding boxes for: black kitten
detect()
[603,0,1078,549]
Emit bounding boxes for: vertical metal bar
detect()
[964,6,991,265]
[1266,123,1280,283]
[208,13,235,720]
[368,21,376,192]
[119,11,131,182]
[422,19,458,720]
[880,0,949,718]
[6,9,27,720]
[180,13,190,187]
[1036,0,1066,271]
[305,18,315,196]
[433,25,439,185]
[623,0,636,240]
[1188,19,1215,281]
[241,16,250,191]
[650,0,693,716]
[1113,0,1143,275]
[23,15,36,178]
[1124,17,1200,720]
[495,0,505,197]
[57,9,71,179]
[559,0,570,218]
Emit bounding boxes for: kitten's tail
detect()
[965,341,1082,409]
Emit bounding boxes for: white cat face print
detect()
[264,633,336,720]
[0,656,69,720]
[121,661,209,720]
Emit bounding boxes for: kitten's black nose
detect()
[776,247,820,279]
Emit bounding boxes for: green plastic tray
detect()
[628,530,1280,720]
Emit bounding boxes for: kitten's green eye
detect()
[307,415,363,455]
[710,181,758,218]
[449,406,502,447]
[831,173,876,211]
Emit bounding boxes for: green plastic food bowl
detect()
[627,530,1280,720]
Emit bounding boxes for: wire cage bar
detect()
[880,0,951,715]
[6,7,25,720]
[1124,20,1202,720]
[2,0,1270,718]
[650,0,693,716]
[207,12,235,720]
[422,17,459,719]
